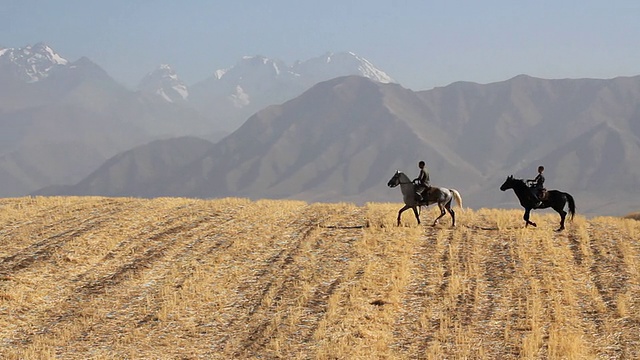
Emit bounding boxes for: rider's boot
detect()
[533,196,542,208]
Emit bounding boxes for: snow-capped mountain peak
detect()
[0,42,69,82]
[206,51,392,88]
[291,51,394,85]
[138,64,189,103]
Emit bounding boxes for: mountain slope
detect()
[34,137,212,197]
[68,76,479,202]
[0,142,105,196]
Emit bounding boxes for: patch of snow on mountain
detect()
[138,64,189,102]
[214,69,228,79]
[230,85,250,107]
[0,43,69,82]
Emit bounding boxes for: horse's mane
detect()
[509,176,527,185]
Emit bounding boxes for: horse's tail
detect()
[451,189,463,209]
[566,192,576,221]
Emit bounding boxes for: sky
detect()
[2,0,640,90]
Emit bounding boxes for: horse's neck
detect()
[399,173,411,183]
[513,182,531,198]
[400,183,415,196]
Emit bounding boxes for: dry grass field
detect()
[1,197,639,359]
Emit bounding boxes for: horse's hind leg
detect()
[446,203,456,227]
[433,203,447,226]
[556,208,567,232]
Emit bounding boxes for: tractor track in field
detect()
[0,212,118,276]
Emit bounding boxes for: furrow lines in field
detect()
[391,224,440,356]
[0,198,218,356]
[0,198,132,259]
[230,209,335,355]
[585,219,640,358]
[222,204,364,358]
[134,200,313,357]
[0,212,119,276]
[589,223,629,312]
[79,221,206,295]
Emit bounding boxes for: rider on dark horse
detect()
[414,160,430,203]
[526,165,546,207]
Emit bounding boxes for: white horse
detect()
[387,170,463,227]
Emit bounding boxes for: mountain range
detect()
[36,73,640,216]
[3,43,639,216]
[0,43,393,198]
[144,51,394,131]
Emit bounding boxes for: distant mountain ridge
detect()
[38,75,640,216]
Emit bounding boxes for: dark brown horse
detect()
[500,175,576,231]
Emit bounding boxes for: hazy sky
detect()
[2,0,639,90]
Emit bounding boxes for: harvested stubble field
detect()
[0,197,639,359]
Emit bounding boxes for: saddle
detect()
[529,187,547,207]
[415,185,432,204]
[540,188,548,200]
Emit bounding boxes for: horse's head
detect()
[387,170,400,188]
[387,170,404,188]
[500,175,516,191]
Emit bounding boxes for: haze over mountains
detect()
[2,43,639,216]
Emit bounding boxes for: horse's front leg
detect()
[523,208,537,227]
[397,205,412,226]
[411,206,421,225]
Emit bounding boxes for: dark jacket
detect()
[529,174,545,189]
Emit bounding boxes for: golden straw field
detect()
[1,197,639,359]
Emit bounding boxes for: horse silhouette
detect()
[500,175,575,231]
[387,171,463,227]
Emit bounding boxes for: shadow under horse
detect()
[387,171,463,227]
[500,175,576,231]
